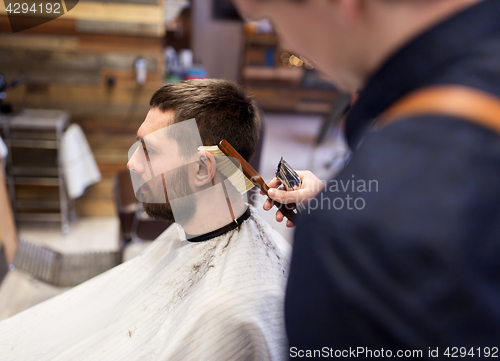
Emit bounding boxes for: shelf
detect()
[16,213,62,222]
[10,167,60,177]
[16,200,61,210]
[1,108,73,232]
[11,177,60,186]
[241,28,338,115]
[5,132,58,141]
[242,66,304,84]
[244,85,338,114]
[0,109,69,132]
[8,139,59,149]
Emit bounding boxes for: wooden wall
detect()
[0,0,165,217]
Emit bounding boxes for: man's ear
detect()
[192,150,217,188]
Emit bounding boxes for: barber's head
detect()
[127,79,261,222]
[232,0,480,92]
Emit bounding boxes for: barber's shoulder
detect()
[365,112,500,154]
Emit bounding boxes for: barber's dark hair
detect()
[149,79,261,162]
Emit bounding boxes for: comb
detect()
[198,145,254,194]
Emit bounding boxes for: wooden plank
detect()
[1,67,101,85]
[0,0,165,220]
[47,69,163,94]
[0,15,161,37]
[0,33,163,57]
[246,86,338,114]
[77,33,164,53]
[0,15,77,35]
[44,84,156,104]
[97,163,128,178]
[75,116,144,134]
[75,198,116,216]
[243,66,304,84]
[75,178,114,199]
[0,49,160,71]
[15,185,61,201]
[0,2,164,26]
[94,152,128,165]
[76,19,162,37]
[86,134,136,149]
[18,89,154,111]
[5,84,157,121]
[82,0,159,5]
[7,99,152,119]
[14,179,120,217]
[247,86,338,101]
[100,68,163,88]
[75,173,122,217]
[15,176,120,218]
[0,33,78,50]
[64,1,163,25]
[1,83,26,103]
[0,49,162,85]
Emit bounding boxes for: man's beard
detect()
[141,166,196,224]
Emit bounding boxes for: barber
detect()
[233,0,500,355]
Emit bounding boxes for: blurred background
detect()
[0,0,349,320]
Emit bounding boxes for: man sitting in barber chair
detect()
[0,79,290,361]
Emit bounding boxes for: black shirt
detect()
[286,0,500,357]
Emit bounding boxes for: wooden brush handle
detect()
[219,140,297,224]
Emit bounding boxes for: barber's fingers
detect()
[268,170,325,205]
[261,171,323,229]
[263,197,274,211]
[260,177,282,196]
[276,209,284,222]
[268,188,300,204]
[274,209,295,228]
[267,177,282,189]
[262,177,284,211]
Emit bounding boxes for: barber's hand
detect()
[260,170,325,228]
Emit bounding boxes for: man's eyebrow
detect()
[137,136,160,150]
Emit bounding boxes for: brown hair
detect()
[149,79,261,162]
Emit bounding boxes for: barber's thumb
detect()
[268,188,295,204]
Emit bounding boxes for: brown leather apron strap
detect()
[378,85,500,135]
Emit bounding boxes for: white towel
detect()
[61,124,101,199]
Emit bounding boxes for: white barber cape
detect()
[0,208,291,361]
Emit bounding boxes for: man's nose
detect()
[127,147,146,175]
